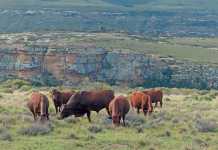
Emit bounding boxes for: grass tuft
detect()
[19,122,53,136]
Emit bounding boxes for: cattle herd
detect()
[27,89,163,126]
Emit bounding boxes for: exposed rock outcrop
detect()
[0,48,218,89]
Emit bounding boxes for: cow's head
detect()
[59,104,72,119]
[51,89,61,103]
[112,115,120,126]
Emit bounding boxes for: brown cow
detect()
[27,92,49,121]
[109,95,130,126]
[130,91,153,116]
[59,90,115,122]
[143,89,163,107]
[51,89,75,114]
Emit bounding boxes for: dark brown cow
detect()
[143,89,163,107]
[27,92,49,121]
[130,91,153,116]
[51,89,75,114]
[109,95,130,126]
[59,90,115,122]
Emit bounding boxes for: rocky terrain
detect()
[0,32,218,89]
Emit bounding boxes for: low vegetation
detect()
[0,80,218,149]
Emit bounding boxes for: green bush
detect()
[0,128,12,141]
[19,122,53,136]
[1,79,31,89]
[88,125,103,133]
[31,72,61,87]
[195,119,217,132]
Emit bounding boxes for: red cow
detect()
[109,95,130,126]
[51,89,75,114]
[59,90,115,122]
[143,89,163,107]
[27,92,49,121]
[130,91,153,116]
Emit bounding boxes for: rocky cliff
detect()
[0,47,218,89]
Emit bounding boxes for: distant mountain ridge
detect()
[0,0,218,11]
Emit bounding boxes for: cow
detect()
[143,89,163,108]
[109,95,130,126]
[27,92,49,121]
[59,90,115,122]
[130,91,153,116]
[51,89,75,114]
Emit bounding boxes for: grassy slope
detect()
[51,32,218,64]
[1,32,218,64]
[0,85,218,150]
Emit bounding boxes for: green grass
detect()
[1,32,218,64]
[50,32,218,64]
[0,85,218,150]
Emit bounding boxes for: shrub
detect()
[85,134,95,140]
[195,119,217,132]
[1,79,31,90]
[0,88,13,93]
[0,128,12,141]
[64,116,78,124]
[159,130,171,137]
[31,72,61,86]
[88,125,103,133]
[194,139,208,148]
[138,140,147,147]
[19,85,32,91]
[136,126,144,133]
[19,122,53,136]
[67,133,79,140]
[126,113,145,127]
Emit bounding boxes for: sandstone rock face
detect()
[0,48,218,89]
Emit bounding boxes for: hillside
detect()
[0,0,218,36]
[0,32,218,89]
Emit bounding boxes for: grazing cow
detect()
[51,89,75,114]
[59,90,115,122]
[143,89,163,107]
[109,95,130,126]
[130,91,153,116]
[27,92,49,121]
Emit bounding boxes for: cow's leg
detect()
[122,115,126,126]
[30,109,36,121]
[55,105,58,114]
[106,107,112,119]
[46,109,50,120]
[160,100,163,108]
[155,101,158,107]
[86,111,91,122]
[33,113,37,121]
[137,108,140,114]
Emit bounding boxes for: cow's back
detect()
[28,92,42,112]
[81,90,114,110]
[130,91,145,108]
[143,89,163,102]
[62,92,75,104]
